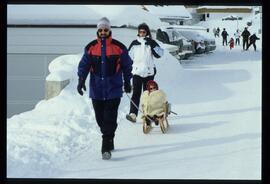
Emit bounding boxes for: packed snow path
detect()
[58,44,261,179]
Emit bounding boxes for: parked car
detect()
[163,25,216,54]
[222,15,242,21]
[195,30,216,52]
[156,27,194,59]
[157,25,217,56]
[175,30,206,54]
[172,25,216,53]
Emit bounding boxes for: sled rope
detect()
[125,92,153,122]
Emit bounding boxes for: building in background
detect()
[194,6,253,21]
[143,5,192,25]
[184,5,201,25]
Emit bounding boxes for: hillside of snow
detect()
[7,5,168,29]
[7,6,262,179]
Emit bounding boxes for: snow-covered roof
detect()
[197,6,253,10]
[144,5,192,20]
[163,25,207,31]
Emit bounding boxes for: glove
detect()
[124,82,132,93]
[145,37,158,49]
[77,78,86,96]
[144,37,154,46]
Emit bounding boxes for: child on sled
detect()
[140,80,169,131]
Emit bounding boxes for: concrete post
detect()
[45,79,70,100]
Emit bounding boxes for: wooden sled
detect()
[142,102,171,134]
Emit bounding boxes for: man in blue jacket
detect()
[77,17,133,160]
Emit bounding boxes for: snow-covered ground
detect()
[7,5,262,179]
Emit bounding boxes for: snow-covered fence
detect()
[45,54,82,100]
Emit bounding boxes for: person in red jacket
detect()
[77,17,133,160]
[228,37,235,50]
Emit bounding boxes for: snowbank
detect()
[46,54,82,81]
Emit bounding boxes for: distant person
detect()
[221,28,229,46]
[247,33,260,51]
[77,17,133,160]
[241,27,251,50]
[126,23,164,123]
[213,27,217,37]
[228,37,235,50]
[216,27,220,37]
[156,29,170,44]
[156,29,166,43]
[234,29,241,46]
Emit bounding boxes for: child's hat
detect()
[146,80,159,91]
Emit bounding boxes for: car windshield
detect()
[178,30,203,42]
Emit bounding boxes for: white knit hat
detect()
[97,17,111,30]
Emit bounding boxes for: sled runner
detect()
[142,102,171,134]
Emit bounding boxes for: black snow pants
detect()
[92,98,121,140]
[235,38,240,45]
[243,39,249,50]
[222,37,228,46]
[247,42,257,51]
[129,73,155,116]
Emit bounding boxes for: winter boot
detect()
[109,138,114,151]
[126,113,137,123]
[146,118,151,126]
[153,115,159,126]
[102,151,111,160]
[154,119,159,126]
[101,138,111,160]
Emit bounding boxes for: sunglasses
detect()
[149,87,156,90]
[98,29,109,33]
[139,30,146,34]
